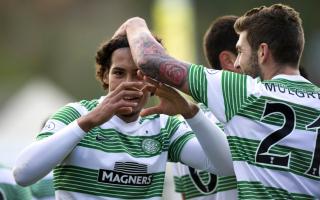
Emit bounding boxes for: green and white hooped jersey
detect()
[188,64,320,199]
[37,96,195,199]
[173,103,237,200]
[0,165,33,200]
[31,172,55,200]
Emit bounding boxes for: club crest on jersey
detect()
[97,162,153,186]
[141,138,161,155]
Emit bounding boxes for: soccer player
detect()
[172,15,239,200]
[0,165,33,199]
[13,35,232,199]
[112,4,320,199]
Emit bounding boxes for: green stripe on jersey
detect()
[76,127,170,158]
[228,136,320,181]
[221,71,247,121]
[165,116,184,139]
[139,114,160,124]
[173,176,184,193]
[53,165,165,199]
[175,173,236,199]
[168,132,194,162]
[80,99,99,111]
[237,181,314,200]
[36,132,52,140]
[51,105,81,125]
[188,64,208,106]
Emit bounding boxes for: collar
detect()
[271,74,311,83]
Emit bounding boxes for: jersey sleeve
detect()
[36,103,82,140]
[188,64,250,123]
[167,116,195,162]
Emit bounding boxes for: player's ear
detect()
[219,50,237,71]
[103,69,109,88]
[258,43,269,64]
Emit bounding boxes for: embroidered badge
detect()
[142,138,161,155]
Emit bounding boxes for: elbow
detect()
[13,168,28,187]
[136,57,147,70]
[13,165,35,187]
[136,55,153,71]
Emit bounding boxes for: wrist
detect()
[77,115,96,133]
[182,103,199,119]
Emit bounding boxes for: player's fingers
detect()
[110,90,143,102]
[141,84,157,96]
[113,82,144,94]
[140,106,162,117]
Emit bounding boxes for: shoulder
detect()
[52,97,100,119]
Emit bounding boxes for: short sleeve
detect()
[36,104,81,140]
[188,64,249,123]
[167,116,195,162]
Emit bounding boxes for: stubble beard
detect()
[247,52,261,78]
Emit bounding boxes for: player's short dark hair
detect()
[203,15,238,69]
[234,4,304,67]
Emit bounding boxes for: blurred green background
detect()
[0,0,318,105]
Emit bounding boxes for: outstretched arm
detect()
[141,83,234,175]
[183,109,234,175]
[114,17,192,95]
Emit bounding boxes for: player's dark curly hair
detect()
[95,35,162,89]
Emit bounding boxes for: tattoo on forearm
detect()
[132,34,163,61]
[132,33,188,88]
[159,61,187,87]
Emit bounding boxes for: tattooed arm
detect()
[114,17,192,95]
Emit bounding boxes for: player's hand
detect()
[78,82,144,132]
[140,81,199,119]
[112,17,146,39]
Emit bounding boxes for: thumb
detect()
[140,106,162,117]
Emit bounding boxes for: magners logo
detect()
[97,162,152,186]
